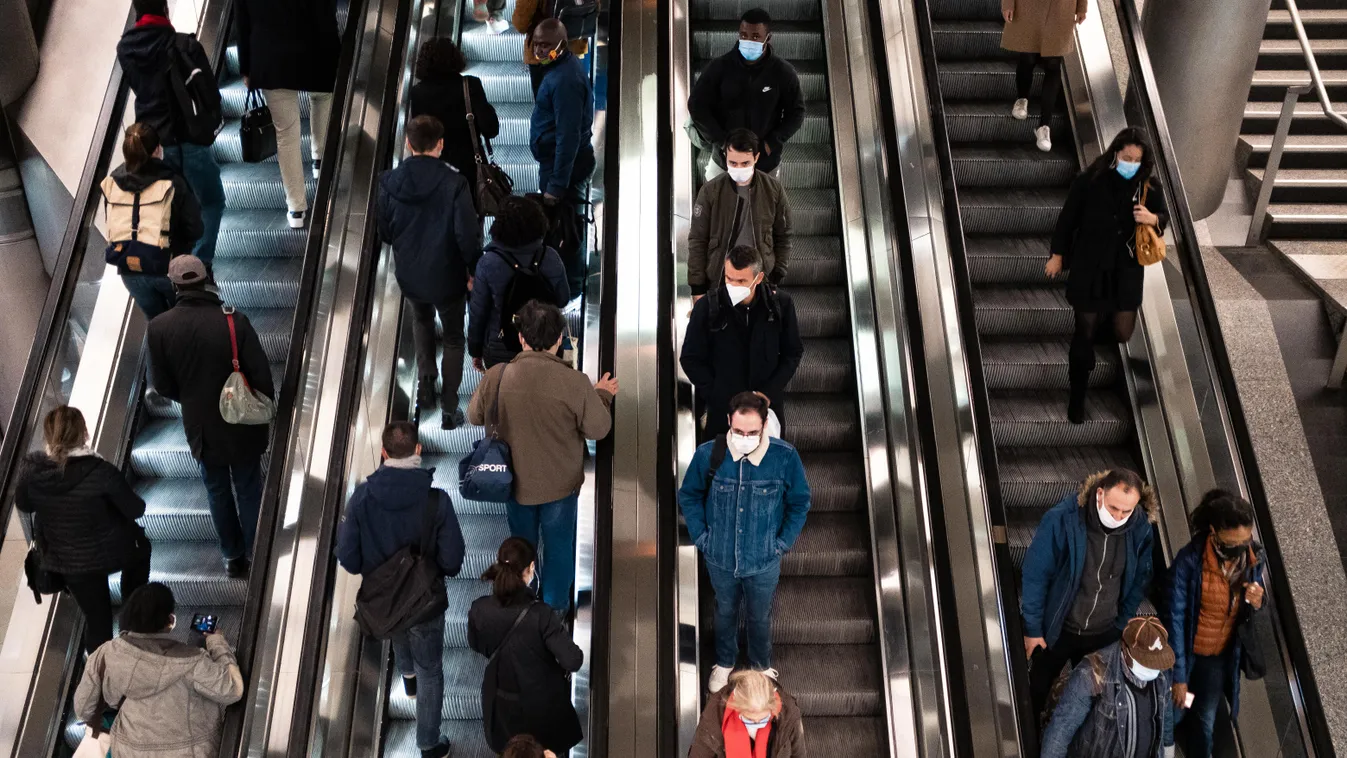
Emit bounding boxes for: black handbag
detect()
[239,89,277,163]
[1237,587,1267,680]
[464,80,513,217]
[24,525,63,604]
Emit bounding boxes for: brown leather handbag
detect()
[464,80,514,217]
[1134,182,1166,266]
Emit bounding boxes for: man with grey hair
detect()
[680,245,802,438]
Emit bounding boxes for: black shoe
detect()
[1067,385,1086,425]
[421,742,450,758]
[441,407,465,431]
[416,380,438,413]
[402,674,417,698]
[226,557,251,578]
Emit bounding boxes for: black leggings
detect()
[1069,310,1138,382]
[1016,53,1063,128]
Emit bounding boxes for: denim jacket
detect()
[1041,641,1174,758]
[677,436,811,578]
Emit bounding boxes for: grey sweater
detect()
[1065,508,1129,635]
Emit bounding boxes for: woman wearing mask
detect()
[1166,490,1267,758]
[101,123,204,319]
[689,669,806,758]
[468,537,583,755]
[73,583,244,757]
[409,37,500,212]
[16,406,151,655]
[1001,0,1087,151]
[1044,127,1167,424]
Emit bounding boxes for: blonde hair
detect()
[43,406,88,466]
[726,670,777,713]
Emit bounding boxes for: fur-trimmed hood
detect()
[1075,470,1159,525]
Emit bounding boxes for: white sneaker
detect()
[708,665,733,694]
[757,667,780,681]
[1012,98,1029,120]
[311,158,322,180]
[1035,125,1052,152]
[472,1,489,22]
[486,14,510,34]
[288,210,307,229]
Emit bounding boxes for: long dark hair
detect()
[122,122,161,174]
[481,537,536,600]
[1084,126,1155,186]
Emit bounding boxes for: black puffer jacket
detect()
[117,23,215,147]
[16,454,146,575]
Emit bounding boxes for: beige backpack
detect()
[100,176,175,275]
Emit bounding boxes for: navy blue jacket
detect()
[377,155,482,304]
[468,240,569,365]
[118,24,215,147]
[530,52,593,198]
[1020,473,1157,646]
[1165,535,1267,716]
[335,465,466,579]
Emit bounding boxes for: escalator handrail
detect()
[1107,0,1331,752]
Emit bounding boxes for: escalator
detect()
[687,1,888,752]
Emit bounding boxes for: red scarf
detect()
[135,14,173,28]
[721,706,774,758]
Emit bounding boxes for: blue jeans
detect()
[121,272,177,320]
[704,560,780,669]
[506,492,578,612]
[198,457,263,560]
[391,610,447,751]
[1183,647,1235,758]
[162,142,225,266]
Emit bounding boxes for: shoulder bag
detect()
[239,89,277,163]
[481,602,536,748]
[1134,182,1166,267]
[354,490,450,638]
[219,307,276,425]
[464,79,513,217]
[459,366,514,502]
[24,520,63,603]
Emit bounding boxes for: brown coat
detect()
[690,682,807,758]
[467,350,612,505]
[512,0,590,64]
[1000,0,1085,58]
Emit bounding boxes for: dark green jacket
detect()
[687,170,792,296]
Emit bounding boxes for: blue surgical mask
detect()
[738,39,765,61]
[1116,159,1141,180]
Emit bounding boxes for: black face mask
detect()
[1216,542,1248,562]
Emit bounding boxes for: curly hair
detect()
[415,37,467,80]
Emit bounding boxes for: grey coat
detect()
[74,632,244,758]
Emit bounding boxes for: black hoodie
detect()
[376,154,482,304]
[107,157,205,256]
[117,23,215,147]
[687,43,806,173]
[16,453,146,576]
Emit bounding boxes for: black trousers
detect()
[1015,53,1064,128]
[63,551,152,655]
[410,294,466,407]
[1028,627,1121,727]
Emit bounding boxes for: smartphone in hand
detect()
[191,613,218,634]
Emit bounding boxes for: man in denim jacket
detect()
[678,391,811,695]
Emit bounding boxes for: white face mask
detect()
[1129,658,1161,682]
[731,434,761,455]
[727,165,755,184]
[1097,491,1131,529]
[726,283,754,306]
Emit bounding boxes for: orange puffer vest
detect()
[1192,537,1246,656]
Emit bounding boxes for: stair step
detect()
[1257,37,1347,70]
[1240,133,1347,169]
[1249,69,1347,100]
[1266,203,1347,238]
[1264,9,1347,40]
[1241,100,1347,136]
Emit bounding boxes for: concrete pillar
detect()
[0,0,40,107]
[1141,0,1272,220]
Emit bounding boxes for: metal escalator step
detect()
[997,445,1139,511]
[144,363,284,420]
[213,258,304,309]
[972,285,1072,337]
[965,234,1052,285]
[989,389,1133,447]
[773,644,884,716]
[387,647,484,720]
[789,286,850,338]
[792,102,833,145]
[694,59,827,102]
[771,576,876,644]
[932,20,1012,61]
[247,308,299,363]
[222,163,315,211]
[457,514,513,579]
[785,189,841,236]
[981,339,1119,390]
[798,452,866,513]
[470,62,541,104]
[784,235,845,285]
[220,81,316,120]
[690,0,822,21]
[111,541,244,606]
[137,478,219,541]
[781,394,859,452]
[693,22,825,61]
[1006,524,1038,567]
[957,188,1067,235]
[930,0,1002,22]
[473,144,541,195]
[217,210,310,258]
[213,118,313,164]
[417,420,486,458]
[804,716,889,755]
[782,512,871,577]
[943,102,1070,144]
[952,145,1077,188]
[776,144,839,190]
[938,60,1048,101]
[225,46,240,78]
[443,580,491,648]
[383,720,493,758]
[460,21,528,63]
[130,420,199,478]
[786,338,854,393]
[465,102,534,145]
[425,457,509,518]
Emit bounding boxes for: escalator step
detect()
[471,62,542,104]
[782,512,871,577]
[213,258,305,309]
[786,338,854,394]
[773,644,885,717]
[388,647,485,721]
[932,20,1011,61]
[784,235,846,286]
[930,0,1002,22]
[383,720,494,758]
[138,478,221,541]
[786,189,842,236]
[957,188,1066,235]
[789,287,850,338]
[220,82,318,120]
[129,420,204,478]
[781,394,860,452]
[997,446,1138,511]
[690,0,822,21]
[222,163,315,210]
[965,234,1053,285]
[952,145,1077,188]
[943,101,1070,144]
[798,452,867,513]
[981,340,1119,390]
[111,541,245,606]
[972,285,1073,337]
[803,716,889,755]
[771,576,876,645]
[443,580,491,648]
[937,60,1049,101]
[776,144,839,190]
[989,389,1133,448]
[692,22,826,61]
[457,514,513,579]
[460,22,527,63]
[213,118,313,164]
[217,210,310,258]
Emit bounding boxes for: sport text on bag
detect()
[101,177,176,276]
[354,490,450,638]
[459,367,515,503]
[166,34,223,146]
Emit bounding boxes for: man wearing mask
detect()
[687,8,805,178]
[1021,468,1158,724]
[687,129,793,302]
[678,391,811,694]
[680,245,803,439]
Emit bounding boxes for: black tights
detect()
[1069,310,1138,385]
[1016,53,1063,128]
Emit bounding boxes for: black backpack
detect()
[166,34,223,146]
[496,247,558,348]
[353,490,449,639]
[537,0,599,41]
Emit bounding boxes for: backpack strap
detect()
[487,603,534,666]
[130,190,142,242]
[222,306,253,389]
[704,434,727,491]
[419,488,440,559]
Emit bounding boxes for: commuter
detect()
[1045,127,1167,424]
[236,0,341,229]
[147,255,274,578]
[73,583,244,758]
[469,537,583,755]
[1040,616,1176,758]
[680,245,803,439]
[474,0,511,34]
[102,123,204,320]
[1166,490,1267,758]
[687,8,805,178]
[469,196,570,371]
[1021,468,1157,723]
[16,406,151,655]
[336,420,466,758]
[1001,0,1086,151]
[377,115,482,427]
[514,0,592,95]
[467,300,617,612]
[502,735,558,758]
[689,669,806,758]
[118,0,226,267]
[687,128,793,300]
[410,37,500,206]
[528,18,595,295]
[677,392,811,694]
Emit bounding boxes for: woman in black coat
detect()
[468,537,583,755]
[410,37,499,212]
[16,406,150,655]
[1045,126,1168,424]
